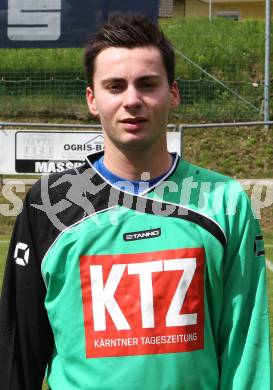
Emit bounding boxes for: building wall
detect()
[184,0,207,17]
[176,0,269,19]
[213,2,265,19]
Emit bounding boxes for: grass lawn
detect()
[0,238,8,288]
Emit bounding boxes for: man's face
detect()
[86,46,180,152]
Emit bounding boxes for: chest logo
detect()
[123,228,161,241]
[80,248,205,358]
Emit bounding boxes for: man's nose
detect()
[123,86,142,109]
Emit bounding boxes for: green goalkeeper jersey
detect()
[0,152,272,389]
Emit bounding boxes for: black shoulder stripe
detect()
[117,192,227,248]
[177,205,227,247]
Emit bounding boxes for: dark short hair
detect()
[84,14,175,87]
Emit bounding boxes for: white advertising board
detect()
[0,129,181,175]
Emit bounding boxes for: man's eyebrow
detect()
[101,75,161,85]
[101,78,125,85]
[137,75,160,81]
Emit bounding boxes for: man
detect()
[0,14,272,390]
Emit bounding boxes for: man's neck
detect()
[103,140,173,181]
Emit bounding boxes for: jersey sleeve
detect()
[218,191,272,389]
[0,190,54,390]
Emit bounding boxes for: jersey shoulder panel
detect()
[177,159,237,185]
[163,159,258,240]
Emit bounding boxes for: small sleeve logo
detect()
[14,242,30,266]
[254,235,265,257]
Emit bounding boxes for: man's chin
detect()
[104,129,166,153]
[117,136,153,151]
[121,141,148,151]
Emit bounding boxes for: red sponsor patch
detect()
[80,248,205,358]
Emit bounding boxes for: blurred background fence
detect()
[0,18,272,122]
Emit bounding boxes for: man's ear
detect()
[86,86,99,116]
[170,81,180,109]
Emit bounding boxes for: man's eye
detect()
[141,82,157,90]
[108,84,124,93]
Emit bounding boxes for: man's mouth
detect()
[120,117,147,124]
